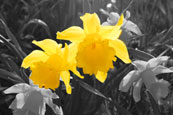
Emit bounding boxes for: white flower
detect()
[3,82,63,115]
[119,56,173,103]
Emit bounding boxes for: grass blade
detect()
[78,79,110,101]
[0,19,22,51]
[0,35,24,61]
[0,69,24,83]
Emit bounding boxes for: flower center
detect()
[76,34,115,74]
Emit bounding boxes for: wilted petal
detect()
[13,109,35,115]
[109,39,131,63]
[133,79,143,102]
[132,60,147,72]
[10,93,26,109]
[148,79,170,101]
[45,98,63,115]
[21,50,48,68]
[96,71,107,83]
[107,12,120,25]
[152,65,173,75]
[57,26,85,42]
[119,70,140,92]
[123,20,142,35]
[60,71,71,94]
[32,39,60,55]
[40,88,59,99]
[119,29,132,45]
[23,90,44,115]
[147,56,169,69]
[40,101,46,115]
[141,70,157,89]
[102,22,111,26]
[3,83,31,94]
[80,13,100,34]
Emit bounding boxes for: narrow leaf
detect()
[0,19,21,50]
[0,35,24,61]
[6,58,22,76]
[0,69,24,83]
[128,48,155,61]
[78,80,109,101]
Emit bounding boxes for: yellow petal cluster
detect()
[22,39,83,94]
[57,13,131,83]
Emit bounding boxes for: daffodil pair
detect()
[57,13,131,82]
[22,13,131,94]
[119,56,173,103]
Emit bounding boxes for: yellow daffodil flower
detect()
[57,13,131,83]
[3,82,63,115]
[119,56,173,103]
[22,39,83,94]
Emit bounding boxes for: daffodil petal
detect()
[70,65,84,79]
[21,50,48,68]
[123,20,142,35]
[3,83,31,94]
[68,43,78,62]
[80,13,100,34]
[62,43,68,62]
[40,88,59,99]
[96,71,107,83]
[60,71,71,94]
[29,64,60,90]
[23,90,43,115]
[116,14,124,26]
[108,12,120,25]
[148,79,170,101]
[102,22,111,26]
[152,65,173,75]
[100,14,123,40]
[119,70,140,92]
[39,101,46,115]
[100,25,122,40]
[147,56,169,69]
[141,70,157,89]
[32,39,60,55]
[133,79,143,102]
[10,93,26,109]
[44,98,63,115]
[57,26,85,42]
[132,60,147,72]
[13,109,35,115]
[110,39,131,63]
